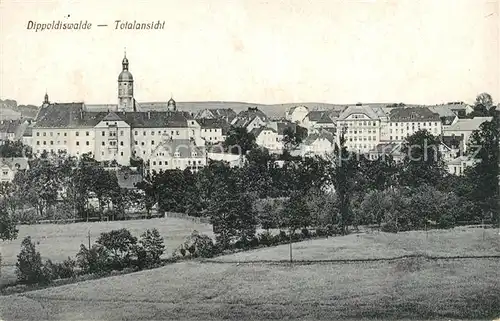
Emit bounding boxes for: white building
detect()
[443,117,493,152]
[252,127,283,153]
[382,107,442,142]
[197,118,230,144]
[30,54,204,167]
[285,105,309,124]
[336,105,383,153]
[300,129,336,158]
[148,137,206,174]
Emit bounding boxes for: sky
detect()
[0,0,498,106]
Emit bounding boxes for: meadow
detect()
[0,227,499,320]
[0,217,213,286]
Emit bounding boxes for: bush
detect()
[76,244,110,275]
[16,236,46,285]
[183,231,217,258]
[301,228,310,238]
[381,222,399,233]
[278,230,288,242]
[258,231,275,246]
[52,257,77,279]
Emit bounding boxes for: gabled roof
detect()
[0,119,23,134]
[250,126,276,138]
[232,107,269,126]
[102,112,123,121]
[152,138,205,158]
[338,105,380,120]
[446,117,493,132]
[388,107,440,122]
[303,129,335,145]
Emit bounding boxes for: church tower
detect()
[117,51,134,112]
[42,91,50,107]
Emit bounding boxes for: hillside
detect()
[0,99,39,119]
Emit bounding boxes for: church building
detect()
[30,54,204,168]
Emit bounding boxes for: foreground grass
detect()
[0,258,498,320]
[211,227,500,262]
[0,217,212,286]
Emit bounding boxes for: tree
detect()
[16,236,45,284]
[0,204,18,241]
[136,228,165,267]
[400,130,446,188]
[223,126,257,155]
[282,126,307,150]
[466,118,499,221]
[96,229,138,269]
[327,128,358,235]
[470,93,496,118]
[0,141,32,158]
[280,192,311,232]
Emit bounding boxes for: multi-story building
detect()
[381,107,442,142]
[336,105,384,153]
[148,138,206,174]
[30,54,203,171]
[197,118,230,144]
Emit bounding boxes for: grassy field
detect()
[0,228,499,320]
[211,227,500,262]
[0,217,213,286]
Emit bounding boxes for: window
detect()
[151,131,154,136]
[43,141,46,145]
[76,132,79,136]
[153,161,157,165]
[43,132,46,136]
[151,141,155,145]
[143,131,146,136]
[64,133,67,137]
[50,141,53,145]
[120,141,124,146]
[174,152,180,157]
[159,161,163,165]
[36,141,40,145]
[134,141,138,145]
[101,152,104,156]
[76,141,80,146]
[86,141,90,146]
[135,131,138,135]
[36,132,40,137]
[141,142,145,146]
[102,142,105,146]
[120,130,124,136]
[176,131,179,135]
[86,131,89,136]
[102,131,105,136]
[50,132,53,136]
[120,152,123,156]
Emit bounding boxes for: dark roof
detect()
[304,129,335,145]
[197,118,231,135]
[206,108,237,120]
[389,107,440,122]
[441,135,464,149]
[0,119,23,133]
[34,103,192,129]
[234,107,268,123]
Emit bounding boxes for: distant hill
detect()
[0,99,39,119]
[175,101,356,118]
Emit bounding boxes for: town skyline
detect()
[1,0,498,106]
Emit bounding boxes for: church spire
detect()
[122,47,129,71]
[43,90,49,105]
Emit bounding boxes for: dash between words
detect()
[26,20,165,32]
